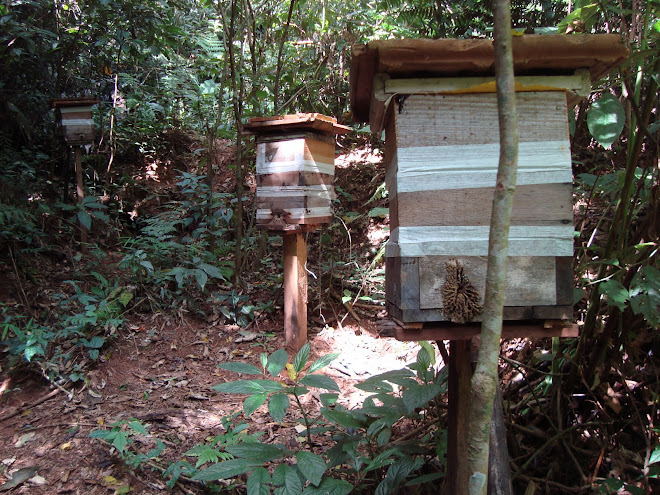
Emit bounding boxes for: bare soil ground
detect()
[0,312,423,494]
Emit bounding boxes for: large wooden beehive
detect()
[245,114,350,230]
[51,98,99,145]
[350,35,628,329]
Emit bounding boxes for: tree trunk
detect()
[466,1,518,493]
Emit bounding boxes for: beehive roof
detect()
[244,113,351,135]
[350,34,629,123]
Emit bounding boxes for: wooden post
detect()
[283,232,307,350]
[74,146,88,251]
[445,339,472,495]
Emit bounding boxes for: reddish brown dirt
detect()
[0,313,421,494]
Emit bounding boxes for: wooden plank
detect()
[556,256,575,306]
[256,207,331,225]
[418,256,557,309]
[303,139,335,164]
[391,305,573,323]
[394,92,569,148]
[385,257,420,310]
[257,139,335,175]
[256,196,331,211]
[446,340,472,495]
[74,147,87,251]
[392,183,573,229]
[283,233,308,350]
[257,171,334,187]
[385,71,590,97]
[391,141,572,192]
[387,225,574,257]
[395,322,579,341]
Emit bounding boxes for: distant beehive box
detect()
[350,35,628,326]
[51,98,100,145]
[245,114,351,231]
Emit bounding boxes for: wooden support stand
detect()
[74,146,88,251]
[283,232,307,350]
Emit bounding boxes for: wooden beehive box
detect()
[245,114,351,231]
[350,35,628,331]
[51,98,100,145]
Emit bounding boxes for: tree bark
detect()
[466,1,518,493]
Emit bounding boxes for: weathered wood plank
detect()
[387,225,574,258]
[395,321,579,340]
[256,195,331,211]
[385,71,590,98]
[393,92,569,148]
[303,138,335,164]
[556,256,575,306]
[391,183,573,229]
[256,138,335,175]
[385,257,420,310]
[390,304,573,323]
[283,233,307,350]
[418,256,558,309]
[257,171,334,187]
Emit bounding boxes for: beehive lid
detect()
[50,97,100,109]
[350,34,629,123]
[244,113,352,136]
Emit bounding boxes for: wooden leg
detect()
[445,339,472,495]
[283,233,307,350]
[74,146,87,251]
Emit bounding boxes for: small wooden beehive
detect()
[51,98,100,145]
[245,114,351,231]
[350,35,628,329]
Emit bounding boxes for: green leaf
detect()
[128,421,147,435]
[307,353,340,374]
[319,393,339,406]
[85,336,105,349]
[213,379,284,394]
[243,393,268,417]
[599,279,629,311]
[194,269,208,291]
[322,409,365,430]
[112,432,129,453]
[367,207,388,218]
[225,443,286,463]
[404,472,446,486]
[302,476,353,495]
[299,374,340,392]
[650,446,660,465]
[247,467,271,495]
[629,266,660,327]
[268,393,290,422]
[199,263,221,278]
[78,210,92,230]
[296,451,327,487]
[363,449,399,473]
[418,341,436,365]
[218,362,263,375]
[587,93,625,149]
[272,464,302,495]
[293,343,310,373]
[267,349,288,377]
[192,458,262,481]
[402,383,443,414]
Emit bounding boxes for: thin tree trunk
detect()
[273,0,296,111]
[466,1,518,493]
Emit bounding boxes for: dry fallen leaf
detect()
[14,432,36,448]
[60,442,73,451]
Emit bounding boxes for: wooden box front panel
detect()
[58,106,95,144]
[255,133,335,226]
[385,91,574,322]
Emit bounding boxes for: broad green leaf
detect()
[363,449,399,473]
[78,210,92,230]
[296,451,327,486]
[225,443,285,463]
[629,266,660,327]
[267,349,288,377]
[302,476,353,495]
[402,383,443,414]
[192,458,262,481]
[322,409,365,430]
[213,379,284,394]
[128,421,147,435]
[587,93,625,149]
[243,393,268,417]
[273,464,302,495]
[418,341,436,365]
[404,472,446,486]
[112,432,129,453]
[599,279,629,311]
[319,393,339,406]
[650,446,660,465]
[218,362,263,375]
[307,353,340,374]
[247,467,271,495]
[268,393,290,422]
[85,336,105,348]
[199,263,221,278]
[293,343,310,373]
[194,269,208,291]
[368,207,388,218]
[299,374,340,392]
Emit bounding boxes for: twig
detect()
[0,388,60,423]
[516,474,591,493]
